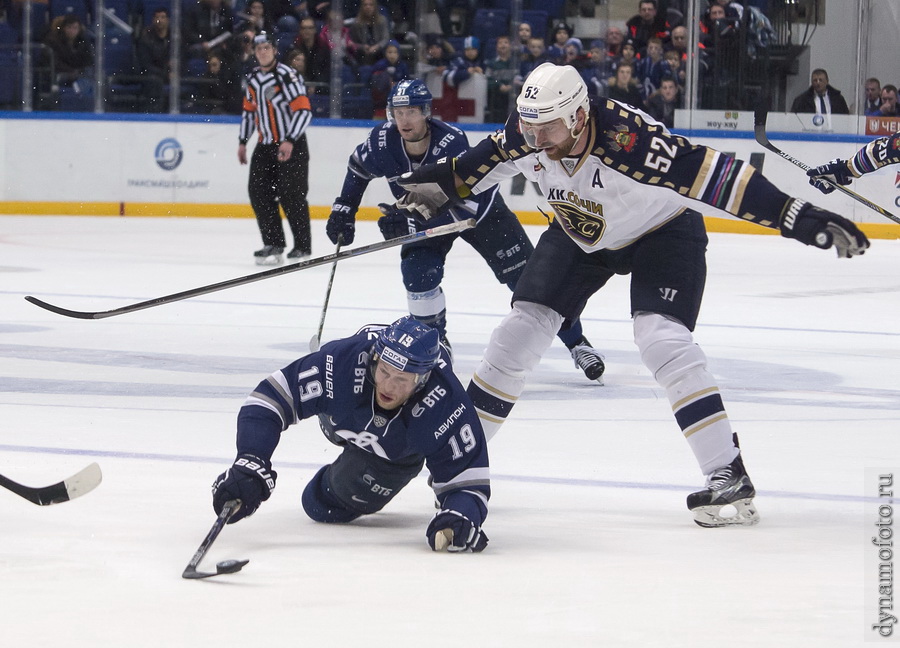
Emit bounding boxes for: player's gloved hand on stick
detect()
[426,510,488,553]
[212,453,277,524]
[806,158,855,194]
[326,200,356,245]
[377,202,425,240]
[779,199,870,259]
[396,156,469,213]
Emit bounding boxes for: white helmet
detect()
[516,62,589,133]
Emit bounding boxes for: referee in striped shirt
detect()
[238,31,313,265]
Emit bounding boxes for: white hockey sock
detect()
[407,287,446,323]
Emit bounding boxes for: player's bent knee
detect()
[301,465,361,524]
[633,311,708,387]
[482,301,562,376]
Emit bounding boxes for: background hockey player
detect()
[238,31,313,266]
[326,79,606,382]
[807,132,900,193]
[211,316,490,552]
[398,62,870,528]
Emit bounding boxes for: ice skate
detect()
[570,337,605,383]
[687,453,759,528]
[254,245,284,266]
[287,247,311,260]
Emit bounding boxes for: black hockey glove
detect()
[426,510,488,553]
[212,453,277,524]
[806,158,855,194]
[326,199,356,245]
[779,199,869,258]
[396,156,469,213]
[377,202,425,240]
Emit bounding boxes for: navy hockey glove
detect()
[326,200,355,245]
[779,199,869,259]
[212,453,277,524]
[426,510,488,553]
[806,159,855,194]
[396,156,469,212]
[377,202,425,240]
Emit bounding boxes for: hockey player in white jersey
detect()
[398,63,870,528]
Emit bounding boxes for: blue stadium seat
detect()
[0,53,19,107]
[104,31,135,75]
[446,36,464,55]
[521,10,549,40]
[526,0,564,19]
[49,0,90,23]
[471,8,509,45]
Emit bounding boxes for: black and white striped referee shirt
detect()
[239,62,312,145]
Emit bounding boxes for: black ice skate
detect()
[254,245,284,266]
[570,337,605,383]
[687,453,760,528]
[287,247,311,260]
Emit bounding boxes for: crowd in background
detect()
[0,0,888,125]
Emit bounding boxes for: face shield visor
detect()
[519,117,573,150]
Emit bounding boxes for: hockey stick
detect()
[753,109,900,225]
[182,499,249,580]
[0,462,102,505]
[308,237,342,352]
[25,219,477,320]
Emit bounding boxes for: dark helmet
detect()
[386,79,433,122]
[252,31,275,47]
[371,316,440,381]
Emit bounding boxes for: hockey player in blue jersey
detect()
[211,316,490,552]
[326,78,607,383]
[807,131,900,193]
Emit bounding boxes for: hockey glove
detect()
[212,453,277,524]
[326,200,356,245]
[806,158,855,194]
[426,510,488,553]
[377,202,425,240]
[779,199,869,259]
[396,156,470,213]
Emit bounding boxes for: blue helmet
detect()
[387,79,432,122]
[372,316,440,376]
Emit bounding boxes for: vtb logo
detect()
[660,287,678,302]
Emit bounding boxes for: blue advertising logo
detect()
[155,138,184,171]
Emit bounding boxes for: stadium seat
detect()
[49,0,90,23]
[471,9,509,45]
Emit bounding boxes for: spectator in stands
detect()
[875,84,899,117]
[561,38,590,76]
[660,47,685,90]
[607,61,645,110]
[709,0,743,21]
[349,0,391,66]
[321,8,359,69]
[419,33,453,78]
[235,0,271,35]
[435,0,476,37]
[442,35,482,88]
[635,35,665,99]
[285,48,306,77]
[646,75,681,127]
[485,35,516,123]
[863,77,882,115]
[44,14,93,86]
[183,0,235,61]
[605,26,625,58]
[514,36,549,95]
[584,42,610,98]
[292,17,330,88]
[667,25,688,60]
[626,0,670,54]
[370,40,409,115]
[608,38,637,81]
[234,29,259,77]
[790,68,850,116]
[136,7,172,112]
[547,21,574,62]
[516,22,533,58]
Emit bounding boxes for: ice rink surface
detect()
[1,214,898,647]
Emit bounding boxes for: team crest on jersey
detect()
[606,125,637,152]
[373,414,388,428]
[549,201,606,245]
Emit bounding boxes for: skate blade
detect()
[255,256,283,266]
[691,498,760,528]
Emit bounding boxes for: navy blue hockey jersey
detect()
[337,118,501,227]
[234,326,490,526]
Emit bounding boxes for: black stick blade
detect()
[24,296,103,320]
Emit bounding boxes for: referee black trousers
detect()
[248,137,311,251]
